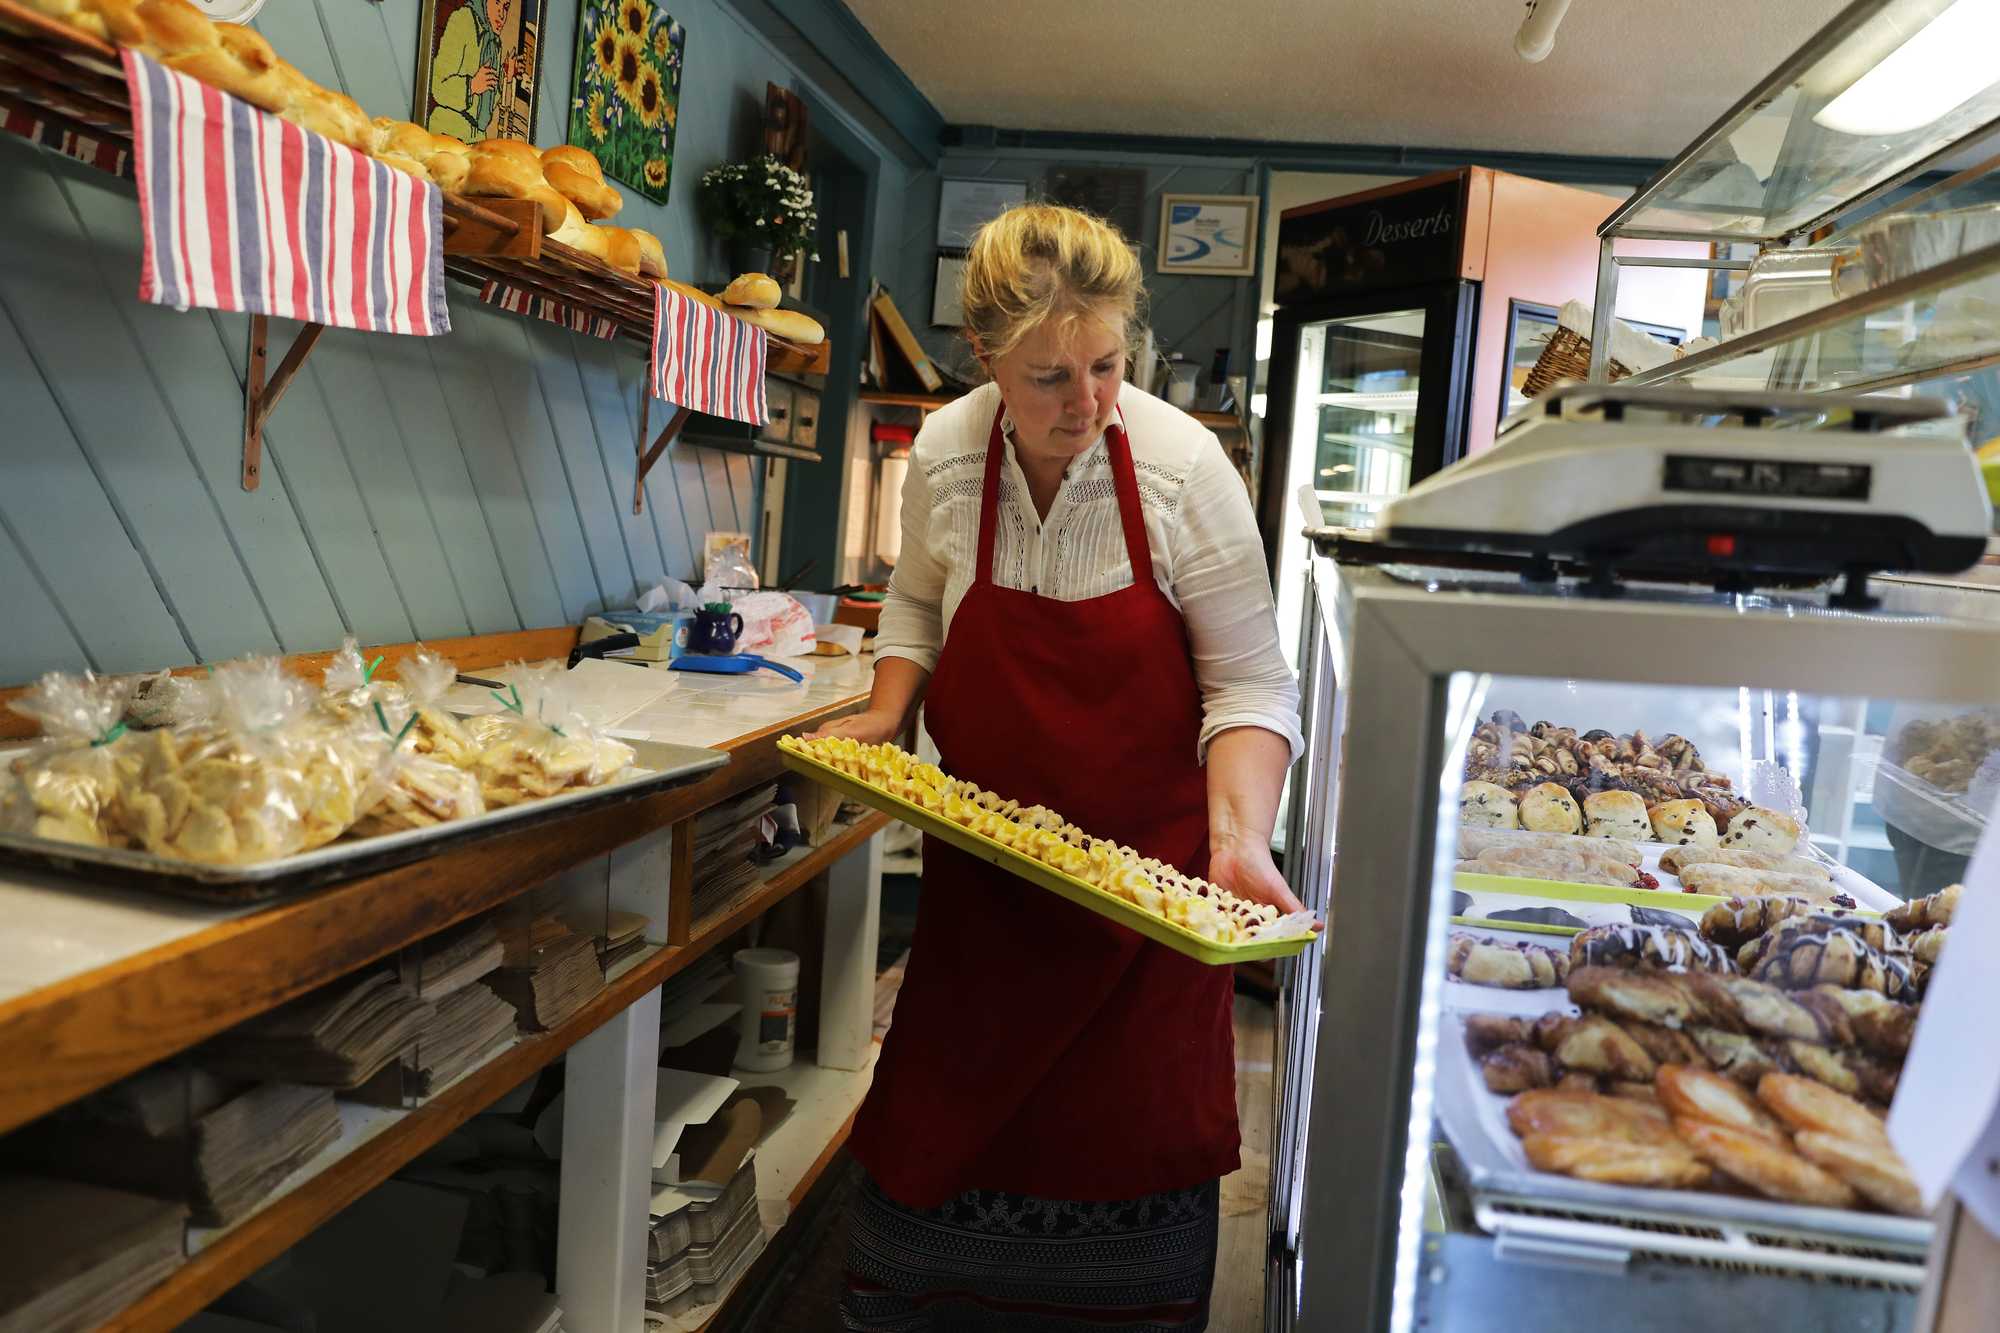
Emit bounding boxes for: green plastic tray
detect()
[780,749,1317,966]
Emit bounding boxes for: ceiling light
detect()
[1814,0,2000,136]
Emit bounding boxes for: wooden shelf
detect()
[97,811,889,1332]
[861,389,1245,432]
[0,3,824,448]
[0,644,867,1137]
[1191,409,1246,429]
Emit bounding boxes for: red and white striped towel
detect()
[479,279,619,340]
[0,100,130,176]
[123,51,448,335]
[650,284,767,425]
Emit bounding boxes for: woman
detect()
[819,204,1305,1330]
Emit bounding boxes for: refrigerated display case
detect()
[1268,550,2000,1332]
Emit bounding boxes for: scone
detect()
[1460,780,1518,829]
[1649,798,1718,847]
[1519,782,1583,834]
[1719,805,1801,854]
[1583,790,1650,841]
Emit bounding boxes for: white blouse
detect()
[876,381,1304,763]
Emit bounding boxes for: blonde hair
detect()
[959,203,1146,366]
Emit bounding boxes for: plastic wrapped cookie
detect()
[463,664,635,808]
[1,671,140,847]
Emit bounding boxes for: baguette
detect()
[728,304,824,344]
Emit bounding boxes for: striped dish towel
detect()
[0,100,130,176]
[479,279,619,339]
[651,284,767,425]
[122,51,448,335]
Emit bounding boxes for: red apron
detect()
[848,402,1240,1209]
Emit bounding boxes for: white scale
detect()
[1348,383,1991,607]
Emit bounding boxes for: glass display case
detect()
[1590,0,2000,397]
[1270,552,2000,1332]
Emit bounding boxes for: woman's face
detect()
[987,315,1126,464]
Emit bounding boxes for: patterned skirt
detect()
[841,1172,1220,1332]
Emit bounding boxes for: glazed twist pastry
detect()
[1884,882,1961,933]
[1446,933,1568,989]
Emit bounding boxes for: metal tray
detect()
[779,748,1317,966]
[0,739,728,903]
[1434,964,1932,1271]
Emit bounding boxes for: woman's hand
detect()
[805,708,905,745]
[1208,833,1317,926]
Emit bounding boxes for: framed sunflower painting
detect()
[569,0,684,204]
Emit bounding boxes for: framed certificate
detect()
[937,177,1027,249]
[1158,194,1260,277]
[931,254,968,327]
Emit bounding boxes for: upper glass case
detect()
[1601,0,2000,242]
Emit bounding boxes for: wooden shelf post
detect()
[242,314,326,491]
[633,381,692,515]
[556,985,661,1333]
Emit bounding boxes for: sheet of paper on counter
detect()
[1889,811,2000,1233]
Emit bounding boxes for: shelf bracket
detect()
[632,384,692,515]
[242,314,326,491]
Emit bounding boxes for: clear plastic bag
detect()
[114,658,384,864]
[1,671,139,847]
[462,663,635,808]
[350,651,485,836]
[318,637,408,722]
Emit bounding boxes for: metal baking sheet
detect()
[1434,962,1932,1256]
[779,748,1317,965]
[0,739,728,903]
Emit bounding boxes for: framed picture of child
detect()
[416,0,548,144]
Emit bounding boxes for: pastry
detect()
[1465,846,1637,888]
[1793,1132,1923,1216]
[1519,782,1583,834]
[1659,846,1831,880]
[1520,1134,1712,1188]
[1506,1089,1672,1143]
[1567,967,1702,1030]
[1689,1028,1780,1087]
[1740,917,1920,1000]
[630,228,668,280]
[1458,780,1518,830]
[1462,1014,1534,1052]
[1885,883,1961,933]
[1798,986,1917,1058]
[464,139,568,231]
[1445,933,1568,989]
[1755,1073,1887,1145]
[1676,863,1850,904]
[1479,1045,1556,1093]
[1781,1040,1901,1105]
[1569,923,1733,974]
[539,145,623,220]
[1909,925,1948,969]
[1582,790,1650,841]
[1656,1064,1786,1142]
[1699,895,1816,948]
[1648,798,1718,847]
[1457,828,1639,866]
[1673,1118,1858,1208]
[721,272,782,308]
[1719,805,1802,854]
[1530,1014,1657,1081]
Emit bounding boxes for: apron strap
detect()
[975,401,1153,589]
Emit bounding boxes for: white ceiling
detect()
[845,0,1853,158]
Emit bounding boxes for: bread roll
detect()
[539,145,623,220]
[1583,790,1650,842]
[1649,798,1718,847]
[464,139,568,231]
[597,224,643,276]
[721,272,781,308]
[420,132,471,193]
[368,118,433,182]
[1658,845,1830,881]
[1459,780,1517,829]
[34,0,109,42]
[545,199,609,261]
[629,227,667,280]
[1519,782,1582,834]
[729,305,824,344]
[1719,805,1801,854]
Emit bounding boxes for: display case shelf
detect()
[1627,234,2000,392]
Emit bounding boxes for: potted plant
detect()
[699,154,819,283]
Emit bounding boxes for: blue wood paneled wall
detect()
[0,0,913,681]
[892,150,1259,382]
